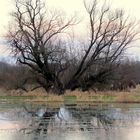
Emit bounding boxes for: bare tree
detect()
[66,0,139,90]
[7,0,139,94]
[7,0,76,94]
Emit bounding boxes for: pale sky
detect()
[0,0,140,59]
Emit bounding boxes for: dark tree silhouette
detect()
[7,0,139,94]
[66,0,139,90]
[8,0,76,94]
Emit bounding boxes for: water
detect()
[0,102,140,140]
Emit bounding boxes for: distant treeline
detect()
[0,61,35,91]
[0,59,139,92]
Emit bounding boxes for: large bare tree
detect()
[8,0,76,94]
[8,0,139,94]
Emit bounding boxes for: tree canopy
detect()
[7,0,139,94]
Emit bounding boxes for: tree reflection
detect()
[20,104,115,134]
[66,104,115,131]
[1,103,140,140]
[20,106,59,134]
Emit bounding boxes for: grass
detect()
[89,95,116,102]
[64,96,77,101]
[0,94,48,100]
[0,96,35,100]
[0,86,140,103]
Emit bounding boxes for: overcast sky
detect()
[0,0,140,59]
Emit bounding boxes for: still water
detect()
[0,102,140,140]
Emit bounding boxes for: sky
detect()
[0,0,140,60]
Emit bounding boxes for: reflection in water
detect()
[0,103,140,140]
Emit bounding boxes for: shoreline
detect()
[0,85,140,103]
[0,94,140,103]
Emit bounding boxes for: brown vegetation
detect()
[0,59,140,95]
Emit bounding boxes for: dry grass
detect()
[0,85,140,103]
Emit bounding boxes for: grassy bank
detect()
[0,86,140,103]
